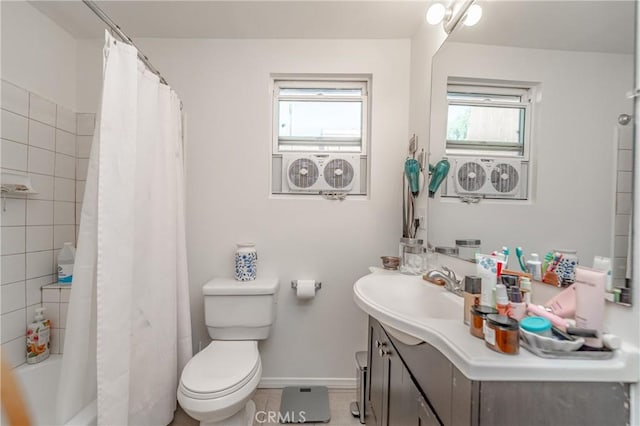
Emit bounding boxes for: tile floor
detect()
[170,388,362,426]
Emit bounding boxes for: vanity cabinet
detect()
[367,317,438,426]
[366,316,629,426]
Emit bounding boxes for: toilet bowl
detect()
[177,278,279,426]
[178,341,261,426]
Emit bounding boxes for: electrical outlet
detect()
[417,208,427,230]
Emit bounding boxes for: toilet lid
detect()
[180,341,260,399]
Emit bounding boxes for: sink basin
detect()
[353,271,639,383]
[354,273,462,321]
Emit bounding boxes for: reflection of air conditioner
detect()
[442,156,528,199]
[282,154,360,193]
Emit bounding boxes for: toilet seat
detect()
[179,341,260,400]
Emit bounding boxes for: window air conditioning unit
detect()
[282,154,361,194]
[442,156,528,200]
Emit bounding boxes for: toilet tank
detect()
[203,277,279,340]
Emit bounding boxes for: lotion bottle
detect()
[544,284,576,318]
[574,266,606,348]
[26,307,51,364]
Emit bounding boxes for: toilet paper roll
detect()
[296,280,316,299]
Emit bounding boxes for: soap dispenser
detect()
[26,307,51,364]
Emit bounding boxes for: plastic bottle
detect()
[508,287,527,321]
[520,277,532,304]
[26,307,51,364]
[526,253,542,281]
[495,284,510,316]
[574,266,606,348]
[57,242,75,284]
[544,284,576,317]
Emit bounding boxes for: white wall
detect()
[428,42,633,268]
[78,38,411,382]
[1,1,77,110]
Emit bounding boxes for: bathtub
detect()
[6,355,96,426]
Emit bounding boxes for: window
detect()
[446,83,533,157]
[273,79,369,153]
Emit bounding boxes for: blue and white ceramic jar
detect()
[554,249,578,287]
[235,243,257,281]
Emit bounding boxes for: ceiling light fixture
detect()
[463,4,483,27]
[426,3,447,25]
[426,0,482,34]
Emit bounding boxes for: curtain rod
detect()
[82,0,169,86]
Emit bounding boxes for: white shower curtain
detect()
[57,32,192,426]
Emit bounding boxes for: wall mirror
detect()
[427,0,635,305]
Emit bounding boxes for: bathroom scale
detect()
[278,386,331,423]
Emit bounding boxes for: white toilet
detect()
[178,277,279,426]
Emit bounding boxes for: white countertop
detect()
[353,271,640,383]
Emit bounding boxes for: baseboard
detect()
[258,377,357,389]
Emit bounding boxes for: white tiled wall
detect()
[613,124,632,289]
[75,113,94,240]
[0,80,95,367]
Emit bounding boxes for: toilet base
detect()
[201,400,256,426]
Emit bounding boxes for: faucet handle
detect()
[442,265,454,277]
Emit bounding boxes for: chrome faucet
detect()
[425,266,463,296]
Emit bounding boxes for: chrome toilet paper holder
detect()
[291,281,322,290]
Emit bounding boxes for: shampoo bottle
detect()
[574,266,606,348]
[57,242,75,284]
[26,307,51,364]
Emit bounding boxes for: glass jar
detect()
[235,243,257,281]
[399,238,424,275]
[469,305,498,339]
[484,314,519,355]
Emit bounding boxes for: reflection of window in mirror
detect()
[446,81,533,157]
[442,79,535,201]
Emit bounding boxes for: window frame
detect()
[445,82,533,159]
[272,78,369,155]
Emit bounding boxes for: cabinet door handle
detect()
[379,348,391,357]
[375,340,381,348]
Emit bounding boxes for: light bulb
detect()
[463,4,482,26]
[426,3,446,25]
